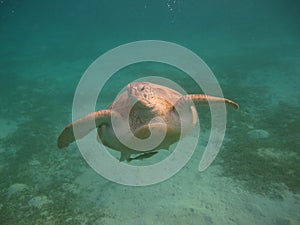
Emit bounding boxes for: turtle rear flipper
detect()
[119,152,131,162]
[127,151,158,162]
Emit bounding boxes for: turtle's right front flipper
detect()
[175,94,239,110]
[57,109,118,149]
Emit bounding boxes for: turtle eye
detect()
[140,86,145,91]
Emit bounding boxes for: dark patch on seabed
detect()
[219,95,300,198]
[215,48,300,199]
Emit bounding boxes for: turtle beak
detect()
[126,84,131,95]
[127,83,136,97]
[127,83,137,105]
[128,83,140,97]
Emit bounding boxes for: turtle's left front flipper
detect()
[57,109,121,149]
[175,94,239,110]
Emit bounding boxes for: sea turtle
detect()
[57,82,239,161]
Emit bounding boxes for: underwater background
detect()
[0,0,299,224]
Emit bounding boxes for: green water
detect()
[0,1,299,224]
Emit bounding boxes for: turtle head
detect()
[127,82,154,108]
